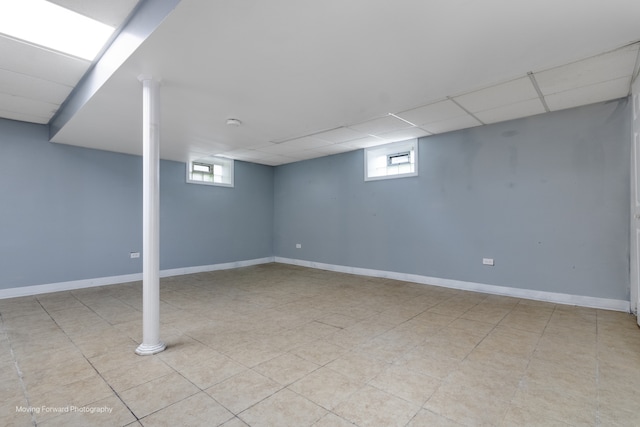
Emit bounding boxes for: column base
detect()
[135,341,166,356]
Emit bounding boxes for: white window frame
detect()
[364,139,418,181]
[186,156,234,187]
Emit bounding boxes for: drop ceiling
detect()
[2,0,640,166]
[0,0,139,124]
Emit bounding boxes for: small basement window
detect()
[365,139,418,181]
[186,156,234,187]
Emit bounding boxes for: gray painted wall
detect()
[0,118,273,289]
[274,99,631,300]
[0,99,631,300]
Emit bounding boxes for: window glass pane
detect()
[187,157,234,187]
[365,139,418,181]
[193,163,211,173]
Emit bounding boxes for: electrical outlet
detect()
[130,252,140,259]
[296,244,302,249]
[482,258,494,266]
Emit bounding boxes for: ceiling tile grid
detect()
[347,115,415,135]
[452,77,540,114]
[420,115,483,134]
[0,0,138,126]
[2,1,639,166]
[395,100,468,127]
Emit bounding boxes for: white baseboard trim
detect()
[0,257,275,300]
[159,257,275,278]
[275,257,631,312]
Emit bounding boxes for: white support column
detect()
[136,75,165,356]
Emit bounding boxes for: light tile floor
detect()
[1,263,639,426]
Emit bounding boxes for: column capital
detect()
[137,74,161,84]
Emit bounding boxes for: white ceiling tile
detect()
[545,76,632,111]
[283,150,326,161]
[0,93,57,120]
[376,127,430,142]
[0,107,49,124]
[348,115,413,135]
[0,69,72,105]
[313,127,368,143]
[395,100,467,126]
[220,149,266,161]
[253,143,304,155]
[310,144,355,155]
[0,36,89,86]
[257,154,296,166]
[343,136,389,149]
[421,115,482,134]
[535,45,638,95]
[277,136,331,150]
[474,98,546,124]
[453,77,539,113]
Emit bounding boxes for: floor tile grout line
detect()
[33,297,143,426]
[2,264,635,426]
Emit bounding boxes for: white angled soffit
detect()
[48,0,182,140]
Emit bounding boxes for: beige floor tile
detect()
[447,318,495,336]
[597,405,639,427]
[598,380,640,416]
[220,416,249,427]
[333,385,420,427]
[424,386,510,426]
[406,409,464,427]
[0,395,31,425]
[30,376,116,423]
[177,352,246,389]
[119,372,199,419]
[312,412,356,427]
[369,364,440,406]
[499,311,551,333]
[1,264,639,427]
[460,310,511,326]
[0,407,33,427]
[438,361,521,402]
[523,358,596,399]
[101,356,174,392]
[140,392,233,427]
[419,327,486,360]
[293,320,342,339]
[396,351,460,380]
[22,358,98,395]
[238,388,326,427]
[223,340,284,368]
[157,336,221,371]
[288,339,347,366]
[354,335,416,363]
[512,379,596,425]
[38,394,136,427]
[288,366,363,410]
[254,353,319,385]
[317,313,360,329]
[206,369,282,414]
[411,311,458,328]
[89,347,149,374]
[325,350,387,383]
[427,300,478,317]
[72,334,139,359]
[501,406,571,426]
